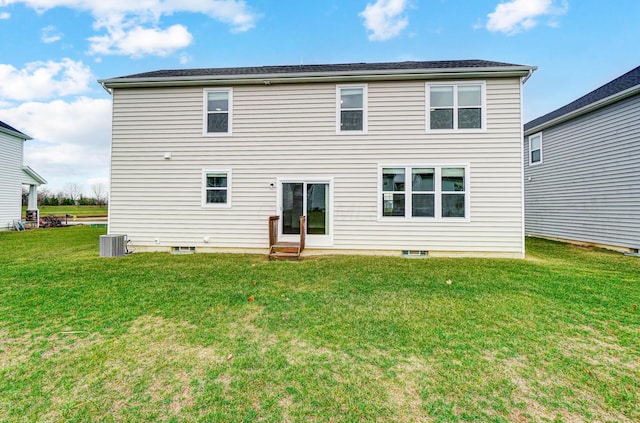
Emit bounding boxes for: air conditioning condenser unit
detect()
[100,234,127,257]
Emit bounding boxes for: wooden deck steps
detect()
[269,242,302,260]
[268,215,306,260]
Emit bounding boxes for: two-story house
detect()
[99,60,535,257]
[0,120,47,231]
[524,65,640,254]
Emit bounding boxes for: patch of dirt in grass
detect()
[0,328,100,371]
[285,339,346,366]
[0,329,32,370]
[385,355,434,422]
[37,315,226,421]
[501,352,636,423]
[561,328,636,369]
[279,394,294,422]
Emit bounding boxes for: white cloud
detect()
[88,24,193,57]
[1,96,112,193]
[360,0,409,41]
[485,0,569,35]
[0,0,259,57]
[0,59,93,101]
[41,25,63,43]
[0,11,10,19]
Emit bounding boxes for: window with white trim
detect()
[427,83,484,131]
[202,170,231,207]
[204,88,232,134]
[529,133,542,165]
[380,166,468,219]
[337,85,367,133]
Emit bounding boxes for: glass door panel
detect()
[307,183,328,235]
[282,183,303,234]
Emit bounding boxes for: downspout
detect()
[519,69,535,258]
[99,81,112,95]
[99,79,113,233]
[521,68,535,84]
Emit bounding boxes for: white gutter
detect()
[525,84,640,135]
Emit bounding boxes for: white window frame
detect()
[336,84,368,134]
[426,82,486,132]
[378,164,470,222]
[202,169,232,208]
[528,132,543,165]
[203,88,233,136]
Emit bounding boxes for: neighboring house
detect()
[524,66,640,253]
[99,60,535,257]
[0,120,47,230]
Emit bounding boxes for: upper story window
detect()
[529,133,542,165]
[380,165,468,220]
[204,88,232,135]
[427,83,485,131]
[337,85,367,133]
[202,169,232,207]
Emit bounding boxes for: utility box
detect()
[100,234,127,257]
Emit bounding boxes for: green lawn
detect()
[0,227,638,422]
[22,205,108,218]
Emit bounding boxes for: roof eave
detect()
[22,166,47,185]
[0,126,32,140]
[99,66,536,89]
[525,84,640,135]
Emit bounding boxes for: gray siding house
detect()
[524,66,640,253]
[0,120,47,230]
[100,60,535,257]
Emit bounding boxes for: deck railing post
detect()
[268,216,279,247]
[299,215,306,252]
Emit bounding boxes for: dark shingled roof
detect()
[0,120,29,138]
[113,59,526,80]
[525,65,640,132]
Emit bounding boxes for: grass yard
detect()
[0,227,638,422]
[22,205,108,218]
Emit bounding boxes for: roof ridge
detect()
[107,59,529,80]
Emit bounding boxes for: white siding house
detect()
[524,66,640,253]
[100,60,535,257]
[0,121,47,231]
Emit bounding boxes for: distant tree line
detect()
[22,183,108,207]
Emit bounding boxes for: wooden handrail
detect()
[268,216,279,247]
[299,215,306,252]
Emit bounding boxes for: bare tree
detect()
[37,187,51,203]
[22,186,29,206]
[91,182,109,206]
[64,183,83,205]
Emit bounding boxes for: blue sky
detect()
[1,0,638,195]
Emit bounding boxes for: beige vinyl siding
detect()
[109,78,524,256]
[0,133,24,230]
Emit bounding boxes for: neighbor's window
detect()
[338,85,367,132]
[202,170,231,207]
[380,166,468,220]
[204,88,232,134]
[529,133,542,165]
[427,83,484,131]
